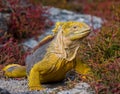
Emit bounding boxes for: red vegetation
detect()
[78,2,120,93]
[82,0,120,21]
[0,0,52,68]
[80,23,120,93]
[6,0,52,39]
[0,38,28,70]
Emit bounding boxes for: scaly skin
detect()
[28,21,92,90]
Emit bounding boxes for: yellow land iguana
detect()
[3,21,92,91]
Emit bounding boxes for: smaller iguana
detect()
[3,21,92,91]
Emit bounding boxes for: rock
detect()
[0,88,11,94]
[48,7,61,16]
[57,83,94,94]
[0,79,94,94]
[22,39,38,49]
[48,7,103,29]
[0,79,28,94]
[52,83,94,94]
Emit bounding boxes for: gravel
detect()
[0,79,94,94]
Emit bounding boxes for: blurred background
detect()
[0,0,120,94]
[40,0,120,20]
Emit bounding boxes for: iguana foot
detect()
[81,73,93,81]
[29,86,45,91]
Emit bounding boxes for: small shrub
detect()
[0,0,52,67]
[0,0,52,40]
[0,38,28,70]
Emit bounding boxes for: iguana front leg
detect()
[74,59,93,79]
[28,62,45,90]
[28,58,53,90]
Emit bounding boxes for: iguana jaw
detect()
[69,29,91,41]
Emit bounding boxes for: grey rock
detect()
[0,79,94,94]
[48,7,103,29]
[0,88,11,94]
[48,7,61,16]
[0,79,28,94]
[61,9,74,15]
[22,39,38,49]
[75,17,85,22]
[58,83,94,94]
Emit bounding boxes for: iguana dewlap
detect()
[3,21,92,91]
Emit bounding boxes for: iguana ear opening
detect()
[52,22,65,34]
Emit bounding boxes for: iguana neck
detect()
[47,30,80,61]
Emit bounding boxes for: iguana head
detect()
[52,21,91,41]
[50,21,91,61]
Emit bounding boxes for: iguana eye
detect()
[73,26,77,29]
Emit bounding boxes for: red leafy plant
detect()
[83,0,120,21]
[0,38,28,70]
[0,0,52,68]
[0,0,52,40]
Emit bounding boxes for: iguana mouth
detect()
[70,30,90,40]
